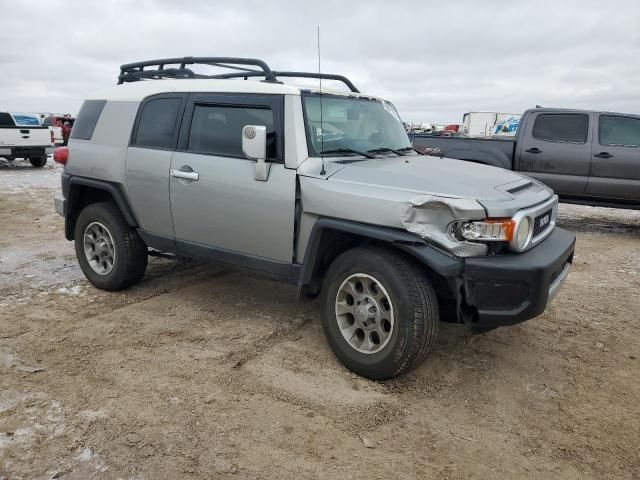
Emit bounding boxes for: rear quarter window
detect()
[132,97,182,150]
[532,114,588,143]
[71,100,107,140]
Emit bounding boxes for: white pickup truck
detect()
[0,112,52,167]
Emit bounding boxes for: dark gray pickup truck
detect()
[411,108,640,209]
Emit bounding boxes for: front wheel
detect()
[29,156,47,168]
[320,246,439,380]
[74,202,148,291]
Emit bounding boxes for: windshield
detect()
[302,94,411,157]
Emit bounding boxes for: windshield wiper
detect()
[397,146,425,155]
[319,148,375,159]
[367,147,408,156]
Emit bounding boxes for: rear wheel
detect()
[29,156,47,168]
[74,202,147,291]
[320,246,438,380]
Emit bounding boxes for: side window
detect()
[599,116,640,147]
[187,104,277,159]
[133,98,182,149]
[532,114,588,144]
[71,100,107,140]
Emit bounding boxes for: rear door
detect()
[169,93,296,272]
[517,112,592,195]
[586,114,640,201]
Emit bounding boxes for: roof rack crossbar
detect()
[210,71,360,93]
[118,56,279,84]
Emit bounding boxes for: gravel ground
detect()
[1,158,639,479]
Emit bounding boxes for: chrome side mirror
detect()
[242,125,270,181]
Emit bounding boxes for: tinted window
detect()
[133,98,182,149]
[532,114,588,143]
[71,100,106,140]
[42,117,52,126]
[188,105,276,159]
[0,112,15,127]
[599,116,640,147]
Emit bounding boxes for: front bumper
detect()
[462,227,575,331]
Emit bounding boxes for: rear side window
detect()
[599,116,640,147]
[532,114,588,143]
[71,100,106,140]
[133,98,182,149]
[187,105,276,159]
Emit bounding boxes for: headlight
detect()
[456,216,533,251]
[457,219,515,242]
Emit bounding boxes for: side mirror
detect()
[242,125,270,181]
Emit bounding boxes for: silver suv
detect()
[54,57,575,379]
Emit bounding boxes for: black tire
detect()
[320,246,439,380]
[74,202,148,291]
[29,156,47,168]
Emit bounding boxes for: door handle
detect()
[594,152,612,159]
[170,169,199,181]
[526,147,542,154]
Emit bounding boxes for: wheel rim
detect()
[335,273,395,355]
[83,221,116,275]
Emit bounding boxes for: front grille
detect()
[533,209,552,238]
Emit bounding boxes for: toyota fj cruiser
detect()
[53,57,575,379]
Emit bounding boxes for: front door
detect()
[169,94,296,273]
[517,112,592,195]
[586,114,640,201]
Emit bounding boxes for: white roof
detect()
[87,78,380,102]
[87,79,301,101]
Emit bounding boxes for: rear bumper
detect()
[54,193,66,217]
[462,227,575,331]
[0,146,48,158]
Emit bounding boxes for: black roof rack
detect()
[211,71,359,93]
[117,56,359,93]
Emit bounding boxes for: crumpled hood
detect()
[327,155,531,201]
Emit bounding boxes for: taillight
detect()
[54,147,68,165]
[50,130,54,144]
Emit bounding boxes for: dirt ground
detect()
[1,158,639,480]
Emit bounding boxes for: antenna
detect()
[317,26,326,176]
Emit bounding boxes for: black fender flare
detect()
[297,217,463,297]
[64,175,138,239]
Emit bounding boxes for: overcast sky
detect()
[1,0,639,123]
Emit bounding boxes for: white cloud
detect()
[1,0,638,123]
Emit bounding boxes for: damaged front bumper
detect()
[462,227,575,331]
[401,227,575,332]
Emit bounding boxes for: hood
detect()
[320,155,553,215]
[326,155,520,200]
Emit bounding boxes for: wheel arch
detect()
[64,176,138,240]
[297,218,462,301]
